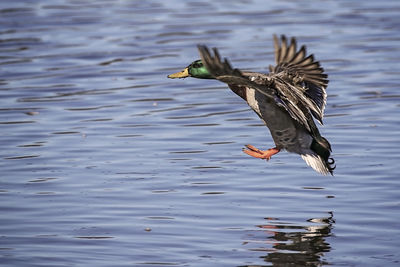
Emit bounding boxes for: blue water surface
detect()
[1,0,399,266]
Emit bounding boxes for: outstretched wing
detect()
[197,43,323,134]
[269,35,328,124]
[197,45,275,100]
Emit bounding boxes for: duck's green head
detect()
[167,60,214,79]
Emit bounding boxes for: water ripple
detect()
[0,0,399,266]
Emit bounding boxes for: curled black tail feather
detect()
[327,157,336,175]
[311,136,335,175]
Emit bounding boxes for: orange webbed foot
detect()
[243,145,280,161]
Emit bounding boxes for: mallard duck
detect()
[168,35,335,175]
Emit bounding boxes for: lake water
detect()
[1,0,400,266]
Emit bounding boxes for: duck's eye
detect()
[192,62,203,68]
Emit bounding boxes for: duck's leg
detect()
[243,145,280,161]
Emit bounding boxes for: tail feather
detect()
[302,136,335,175]
[301,154,334,175]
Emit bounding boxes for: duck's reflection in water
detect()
[243,212,335,267]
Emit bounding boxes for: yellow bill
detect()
[167,67,190,79]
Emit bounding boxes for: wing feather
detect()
[197,45,275,100]
[270,35,329,124]
[197,37,328,133]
